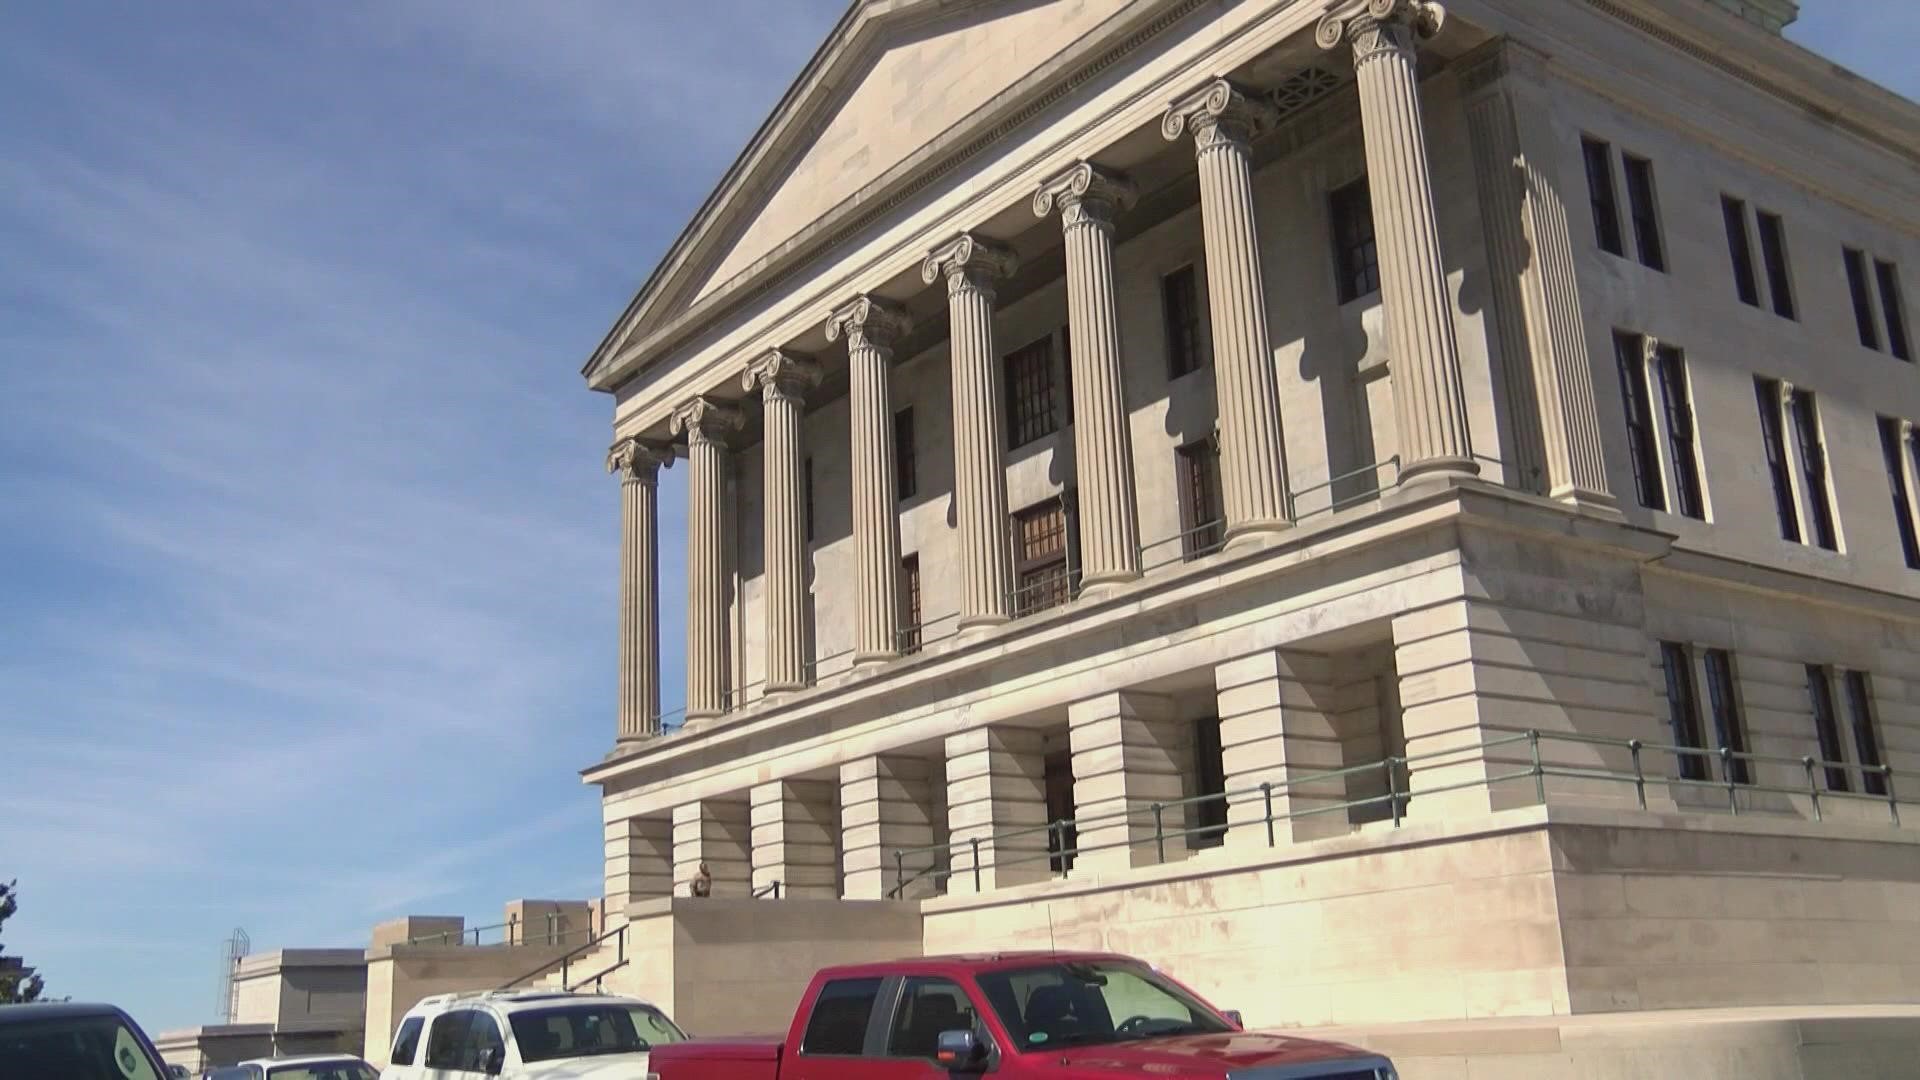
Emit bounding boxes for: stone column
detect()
[750,779,839,899]
[1214,650,1349,845]
[1033,164,1144,588]
[671,397,742,719]
[671,798,751,897]
[1460,45,1613,508]
[743,350,822,692]
[826,296,913,665]
[603,814,673,923]
[921,236,1019,627]
[1319,0,1477,483]
[1066,692,1191,871]
[1163,81,1292,543]
[944,727,1050,894]
[841,755,945,900]
[608,438,673,739]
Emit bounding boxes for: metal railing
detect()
[750,880,783,899]
[1138,519,1227,572]
[500,922,628,993]
[407,911,594,948]
[1285,456,1402,521]
[884,729,1912,899]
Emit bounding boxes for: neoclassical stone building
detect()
[579,0,1920,1069]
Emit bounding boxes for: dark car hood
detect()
[1051,1032,1389,1077]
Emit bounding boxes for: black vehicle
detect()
[0,1001,172,1080]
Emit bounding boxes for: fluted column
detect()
[826,296,913,665]
[1319,0,1477,482]
[1034,163,1144,587]
[608,437,673,740]
[744,350,821,692]
[921,235,1019,627]
[1163,81,1292,543]
[670,396,742,719]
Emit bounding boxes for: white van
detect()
[379,990,685,1080]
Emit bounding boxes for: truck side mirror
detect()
[935,1029,987,1072]
[1222,1009,1244,1029]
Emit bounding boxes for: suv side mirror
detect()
[1222,1009,1244,1029]
[935,1029,987,1072]
[479,1046,504,1076]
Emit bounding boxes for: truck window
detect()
[423,1011,474,1070]
[886,977,978,1059]
[458,1012,505,1071]
[800,977,884,1056]
[390,1016,424,1066]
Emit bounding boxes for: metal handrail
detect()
[1138,519,1227,572]
[1286,456,1402,521]
[750,880,783,899]
[499,922,627,991]
[407,913,587,948]
[886,728,1912,898]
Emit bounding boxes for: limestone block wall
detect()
[1552,817,1920,1013]
[922,818,1568,1029]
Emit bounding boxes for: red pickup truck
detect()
[647,951,1395,1079]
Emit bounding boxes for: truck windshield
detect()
[974,961,1232,1051]
[507,1004,688,1063]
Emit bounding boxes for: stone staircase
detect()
[533,926,630,993]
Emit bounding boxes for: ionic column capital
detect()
[606,437,674,484]
[825,294,912,355]
[1317,0,1446,65]
[669,396,744,448]
[742,348,822,404]
[1032,162,1138,230]
[1161,78,1277,154]
[920,233,1019,299]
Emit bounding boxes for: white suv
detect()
[379,989,686,1079]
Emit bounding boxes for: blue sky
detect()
[0,0,1911,1036]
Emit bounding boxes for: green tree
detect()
[0,879,49,1004]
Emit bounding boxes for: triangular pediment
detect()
[586,0,1130,388]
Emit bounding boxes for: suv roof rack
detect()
[413,988,581,1010]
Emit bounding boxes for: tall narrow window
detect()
[1622,154,1665,271]
[1844,671,1888,797]
[1059,325,1074,428]
[1789,389,1837,550]
[804,457,816,543]
[1660,642,1708,782]
[1877,259,1912,362]
[899,555,922,655]
[1329,177,1379,303]
[1723,196,1760,308]
[1755,379,1800,542]
[1003,335,1058,449]
[1176,438,1224,559]
[1191,716,1227,848]
[893,407,916,501]
[1162,266,1208,379]
[1756,211,1796,319]
[1845,249,1881,351]
[1806,665,1850,792]
[1582,138,1625,257]
[1652,343,1705,519]
[1880,418,1920,570]
[1011,499,1071,615]
[1701,648,1751,786]
[1614,332,1665,512]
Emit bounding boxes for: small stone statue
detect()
[690,861,712,898]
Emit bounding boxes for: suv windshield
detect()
[507,1004,687,1063]
[265,1063,377,1080]
[974,961,1232,1051]
[0,1011,163,1080]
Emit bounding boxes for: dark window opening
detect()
[1789,389,1837,550]
[1756,379,1800,543]
[1652,344,1704,519]
[1723,196,1760,308]
[1004,335,1058,449]
[802,978,885,1057]
[1622,154,1665,270]
[1614,332,1665,512]
[1881,418,1920,570]
[1660,642,1708,782]
[1702,648,1751,786]
[1192,716,1227,848]
[1877,259,1912,362]
[900,555,922,655]
[1846,249,1881,351]
[1163,266,1209,379]
[1330,177,1380,303]
[894,407,917,501]
[1012,499,1071,615]
[1176,438,1225,559]
[1845,671,1888,798]
[1582,138,1625,258]
[1757,210,1795,319]
[1806,665,1850,792]
[1044,750,1076,873]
